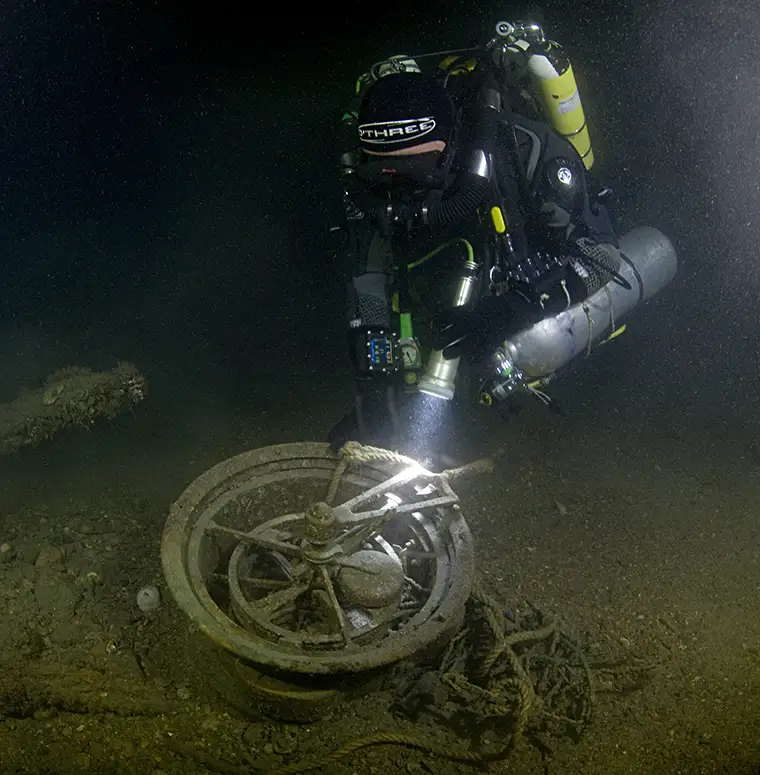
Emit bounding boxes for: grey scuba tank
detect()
[502,226,677,378]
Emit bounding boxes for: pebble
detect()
[0,542,14,563]
[272,729,299,755]
[136,585,161,612]
[35,545,64,569]
[200,716,220,732]
[243,724,265,747]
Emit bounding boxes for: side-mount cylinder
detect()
[503,227,677,378]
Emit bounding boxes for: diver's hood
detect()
[343,72,498,232]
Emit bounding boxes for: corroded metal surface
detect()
[162,442,475,675]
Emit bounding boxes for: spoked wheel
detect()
[162,442,476,676]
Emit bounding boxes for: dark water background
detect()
[0,0,758,463]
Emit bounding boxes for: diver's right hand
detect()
[328,410,361,453]
[328,382,399,453]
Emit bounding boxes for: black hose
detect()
[425,81,499,230]
[566,240,633,292]
[578,248,632,291]
[341,171,393,223]
[342,159,491,233]
[425,174,489,229]
[618,251,644,302]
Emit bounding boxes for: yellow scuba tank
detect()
[495,22,595,169]
[525,38,595,169]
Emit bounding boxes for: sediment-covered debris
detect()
[0,362,146,456]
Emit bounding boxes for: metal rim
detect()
[161,442,475,674]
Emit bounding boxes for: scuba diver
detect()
[328,21,676,455]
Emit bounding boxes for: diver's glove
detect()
[433,292,540,362]
[328,376,400,453]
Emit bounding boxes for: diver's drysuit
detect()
[328,28,637,451]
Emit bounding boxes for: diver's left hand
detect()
[435,290,545,361]
[433,295,519,361]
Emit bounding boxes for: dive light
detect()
[418,260,479,401]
